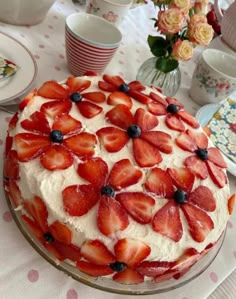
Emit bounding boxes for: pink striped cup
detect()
[65,13,122,76]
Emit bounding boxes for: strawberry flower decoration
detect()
[22,196,81,262]
[96,104,173,167]
[37,77,106,119]
[176,129,227,187]
[77,238,151,284]
[147,91,200,132]
[14,111,97,170]
[145,167,215,243]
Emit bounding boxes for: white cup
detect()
[86,0,132,27]
[190,49,236,106]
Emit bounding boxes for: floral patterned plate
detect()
[196,102,236,176]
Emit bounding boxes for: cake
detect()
[4,73,234,285]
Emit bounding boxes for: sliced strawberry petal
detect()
[166,97,184,109]
[136,261,176,277]
[114,238,151,267]
[184,155,208,179]
[5,135,13,158]
[96,127,129,152]
[152,201,183,242]
[21,214,44,239]
[149,92,167,106]
[189,186,216,212]
[98,80,117,92]
[80,239,115,265]
[77,101,103,118]
[113,268,144,284]
[14,133,50,162]
[8,112,19,131]
[103,74,124,88]
[181,203,214,242]
[175,132,197,152]
[128,90,152,104]
[141,131,172,154]
[207,147,227,168]
[43,241,63,261]
[128,80,146,92]
[82,91,106,103]
[40,100,72,119]
[173,247,200,272]
[107,91,132,109]
[206,160,227,188]
[21,111,51,134]
[145,168,174,198]
[66,76,91,93]
[53,241,81,262]
[77,261,114,276]
[107,159,142,190]
[166,114,185,132]
[147,102,167,115]
[38,81,69,100]
[64,132,97,158]
[19,89,37,111]
[4,150,19,179]
[134,108,158,131]
[167,167,195,193]
[49,221,72,245]
[177,111,200,129]
[77,158,108,186]
[187,129,208,149]
[116,192,155,224]
[154,269,179,283]
[106,104,134,130]
[8,180,24,207]
[62,184,99,216]
[228,194,235,215]
[40,145,73,170]
[133,138,162,167]
[83,71,98,76]
[52,114,82,135]
[97,196,129,236]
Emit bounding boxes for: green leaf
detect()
[155,57,179,73]
[147,35,168,57]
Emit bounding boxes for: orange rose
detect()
[157,8,185,34]
[169,0,192,16]
[188,22,214,46]
[172,39,194,61]
[193,0,209,15]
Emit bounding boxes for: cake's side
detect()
[4,74,233,285]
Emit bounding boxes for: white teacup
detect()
[86,0,132,27]
[190,49,236,106]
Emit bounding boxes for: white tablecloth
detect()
[0,1,236,298]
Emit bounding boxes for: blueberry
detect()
[166,104,179,114]
[43,232,55,243]
[109,261,127,272]
[70,92,82,103]
[101,185,115,197]
[174,190,187,204]
[50,130,64,143]
[118,83,130,93]
[127,125,141,138]
[195,148,208,160]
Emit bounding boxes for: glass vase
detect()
[136,57,181,97]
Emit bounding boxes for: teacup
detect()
[65,13,122,76]
[86,0,132,27]
[190,49,236,105]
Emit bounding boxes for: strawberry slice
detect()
[147,102,167,115]
[66,76,91,93]
[62,184,99,216]
[14,133,50,162]
[184,155,208,179]
[40,145,73,170]
[5,135,13,158]
[145,168,174,198]
[38,80,69,100]
[98,80,117,92]
[128,80,146,92]
[80,239,115,265]
[82,91,106,103]
[187,129,208,149]
[83,71,98,76]
[77,261,114,276]
[53,241,81,262]
[22,214,44,239]
[49,221,72,245]
[4,150,19,179]
[177,111,200,129]
[96,127,129,152]
[77,158,108,186]
[40,100,72,119]
[8,180,24,207]
[152,201,183,242]
[114,238,151,267]
[207,147,227,168]
[128,90,152,104]
[206,160,227,188]
[189,186,216,212]
[116,192,155,224]
[107,159,142,190]
[149,91,167,106]
[175,132,197,152]
[107,91,132,109]
[8,112,19,131]
[228,194,235,215]
[133,138,162,167]
[141,131,172,154]
[154,269,179,283]
[76,101,103,118]
[136,261,176,277]
[52,114,82,135]
[173,248,200,273]
[20,111,51,134]
[135,108,158,131]
[97,196,129,236]
[181,203,214,242]
[167,167,195,193]
[166,97,184,109]
[113,268,144,284]
[106,104,134,130]
[166,114,185,132]
[103,74,124,88]
[64,132,97,158]
[19,89,37,111]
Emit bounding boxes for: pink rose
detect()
[157,8,185,34]
[216,82,231,92]
[172,39,194,61]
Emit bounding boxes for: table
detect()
[0,1,235,298]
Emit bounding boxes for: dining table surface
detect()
[0,0,236,298]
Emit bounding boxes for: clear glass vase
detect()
[136,57,181,97]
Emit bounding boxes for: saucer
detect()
[0,32,38,104]
[196,103,236,176]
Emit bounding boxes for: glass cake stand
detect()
[5,191,226,295]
